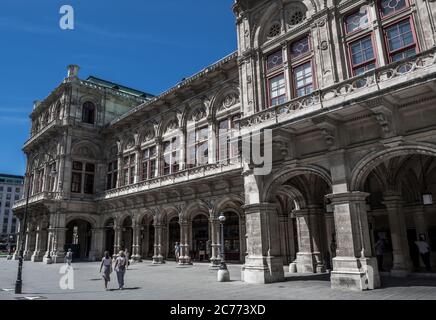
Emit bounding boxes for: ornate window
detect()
[122,154,136,185]
[384,18,417,62]
[290,36,314,98]
[267,23,281,39]
[349,36,376,75]
[293,62,313,97]
[265,50,286,107]
[82,102,96,124]
[71,161,95,194]
[289,11,305,26]
[187,127,209,168]
[380,0,407,18]
[345,8,369,34]
[106,160,118,190]
[141,146,157,180]
[162,137,180,175]
[217,114,241,163]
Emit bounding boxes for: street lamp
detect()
[15,160,57,294]
[217,212,230,282]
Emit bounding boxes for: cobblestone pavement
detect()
[1,258,436,300]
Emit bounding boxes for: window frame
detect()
[162,137,181,175]
[289,35,315,98]
[82,102,96,125]
[264,49,287,108]
[378,0,409,19]
[383,16,419,63]
[347,33,378,76]
[141,146,157,181]
[345,7,370,35]
[71,160,95,194]
[216,114,241,163]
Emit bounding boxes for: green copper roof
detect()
[86,76,155,99]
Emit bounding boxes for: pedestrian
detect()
[415,234,432,272]
[114,250,127,290]
[174,242,180,262]
[100,251,113,291]
[65,248,73,266]
[374,238,386,272]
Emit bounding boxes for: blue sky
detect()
[0,0,236,175]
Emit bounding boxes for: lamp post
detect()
[15,158,57,294]
[217,212,230,282]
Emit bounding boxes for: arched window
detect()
[82,102,96,124]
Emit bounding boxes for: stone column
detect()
[178,220,192,265]
[410,205,428,239]
[51,227,67,263]
[325,212,335,269]
[293,206,326,274]
[209,219,221,268]
[43,227,54,264]
[278,214,291,265]
[116,154,123,188]
[208,118,216,164]
[326,192,380,291]
[132,224,142,262]
[114,227,122,255]
[88,228,103,262]
[383,193,412,276]
[31,223,48,262]
[152,224,164,264]
[23,227,36,261]
[134,146,141,184]
[241,203,285,284]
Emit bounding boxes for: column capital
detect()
[382,193,404,208]
[242,203,277,214]
[326,191,369,204]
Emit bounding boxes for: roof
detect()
[86,76,155,100]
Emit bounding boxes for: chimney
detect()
[67,64,80,78]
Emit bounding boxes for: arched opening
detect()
[168,217,180,260]
[121,216,133,254]
[223,212,241,262]
[362,154,436,274]
[65,219,92,260]
[191,214,209,261]
[82,101,96,124]
[140,215,154,259]
[268,171,333,274]
[104,218,115,256]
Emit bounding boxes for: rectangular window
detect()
[71,172,82,193]
[187,127,209,168]
[269,74,286,106]
[293,62,313,97]
[346,8,369,33]
[162,137,180,175]
[84,174,94,194]
[385,19,416,62]
[141,146,157,180]
[14,194,19,201]
[5,201,10,208]
[7,187,11,193]
[6,194,11,200]
[349,36,376,75]
[217,115,241,162]
[106,160,118,190]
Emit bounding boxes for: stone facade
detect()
[13,0,436,291]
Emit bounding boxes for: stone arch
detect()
[209,83,241,120]
[253,0,316,48]
[214,195,244,218]
[263,165,332,203]
[158,112,180,138]
[182,200,210,221]
[275,184,307,211]
[71,140,101,159]
[65,215,98,229]
[139,125,156,145]
[350,144,436,191]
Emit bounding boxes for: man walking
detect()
[65,248,73,266]
[174,242,180,263]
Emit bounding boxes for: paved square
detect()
[1,259,436,300]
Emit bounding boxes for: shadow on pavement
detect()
[380,276,436,288]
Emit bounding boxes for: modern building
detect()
[13,0,436,291]
[0,174,24,244]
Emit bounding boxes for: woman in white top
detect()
[114,251,127,290]
[100,251,113,291]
